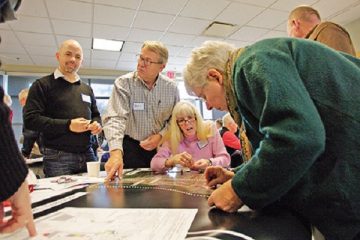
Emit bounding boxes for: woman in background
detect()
[151,101,230,172]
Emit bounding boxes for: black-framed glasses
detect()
[177,117,196,126]
[136,54,163,66]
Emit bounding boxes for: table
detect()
[31,169,311,240]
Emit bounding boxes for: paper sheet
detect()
[3,208,198,240]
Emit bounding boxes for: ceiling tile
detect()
[0,30,20,45]
[232,0,277,7]
[92,50,121,60]
[270,0,318,11]
[329,2,360,25]
[180,0,230,20]
[0,43,25,54]
[225,39,250,48]
[140,0,187,14]
[32,56,58,66]
[52,20,92,37]
[93,24,130,40]
[166,45,184,56]
[160,32,195,46]
[189,36,225,47]
[127,29,163,42]
[169,17,211,35]
[121,42,143,53]
[94,5,136,27]
[259,30,288,40]
[8,16,53,34]
[24,45,57,56]
[133,12,174,31]
[56,36,93,50]
[16,0,48,17]
[95,0,141,9]
[229,26,269,42]
[116,61,137,71]
[91,59,117,69]
[0,53,33,65]
[46,0,92,22]
[0,23,10,30]
[15,32,56,47]
[312,0,359,19]
[247,9,288,29]
[118,52,137,62]
[216,2,265,26]
[177,47,194,57]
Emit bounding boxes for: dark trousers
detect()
[43,147,96,177]
[123,135,156,168]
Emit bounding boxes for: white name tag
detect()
[133,102,145,111]
[197,140,208,149]
[81,94,91,103]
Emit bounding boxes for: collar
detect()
[135,71,159,90]
[54,68,80,83]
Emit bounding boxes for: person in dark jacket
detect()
[0,86,36,237]
[18,88,43,158]
[23,39,102,177]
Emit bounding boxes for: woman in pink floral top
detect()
[151,101,230,172]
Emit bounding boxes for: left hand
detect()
[208,180,244,213]
[140,133,162,151]
[191,159,211,171]
[0,181,36,237]
[87,121,102,135]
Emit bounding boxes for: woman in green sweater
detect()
[183,38,360,240]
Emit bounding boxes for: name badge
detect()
[81,94,91,103]
[197,140,208,149]
[133,102,145,111]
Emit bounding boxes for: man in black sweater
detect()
[24,39,102,177]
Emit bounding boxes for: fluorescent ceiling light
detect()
[92,38,124,51]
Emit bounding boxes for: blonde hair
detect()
[289,6,321,22]
[183,41,236,96]
[18,88,29,102]
[162,101,214,154]
[222,113,234,128]
[142,41,168,64]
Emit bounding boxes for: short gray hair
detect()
[183,41,235,96]
[142,41,168,64]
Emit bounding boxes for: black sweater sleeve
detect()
[0,89,28,201]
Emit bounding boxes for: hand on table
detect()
[205,166,234,188]
[191,159,211,171]
[0,180,36,237]
[105,150,123,181]
[167,152,193,168]
[208,180,244,213]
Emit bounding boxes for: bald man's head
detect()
[287,6,321,38]
[56,39,83,75]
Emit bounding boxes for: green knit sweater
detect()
[231,38,360,240]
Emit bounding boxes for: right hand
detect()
[205,166,235,188]
[105,150,123,181]
[0,180,36,237]
[69,118,90,133]
[168,152,193,168]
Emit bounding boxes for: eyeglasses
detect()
[136,54,163,66]
[177,117,196,126]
